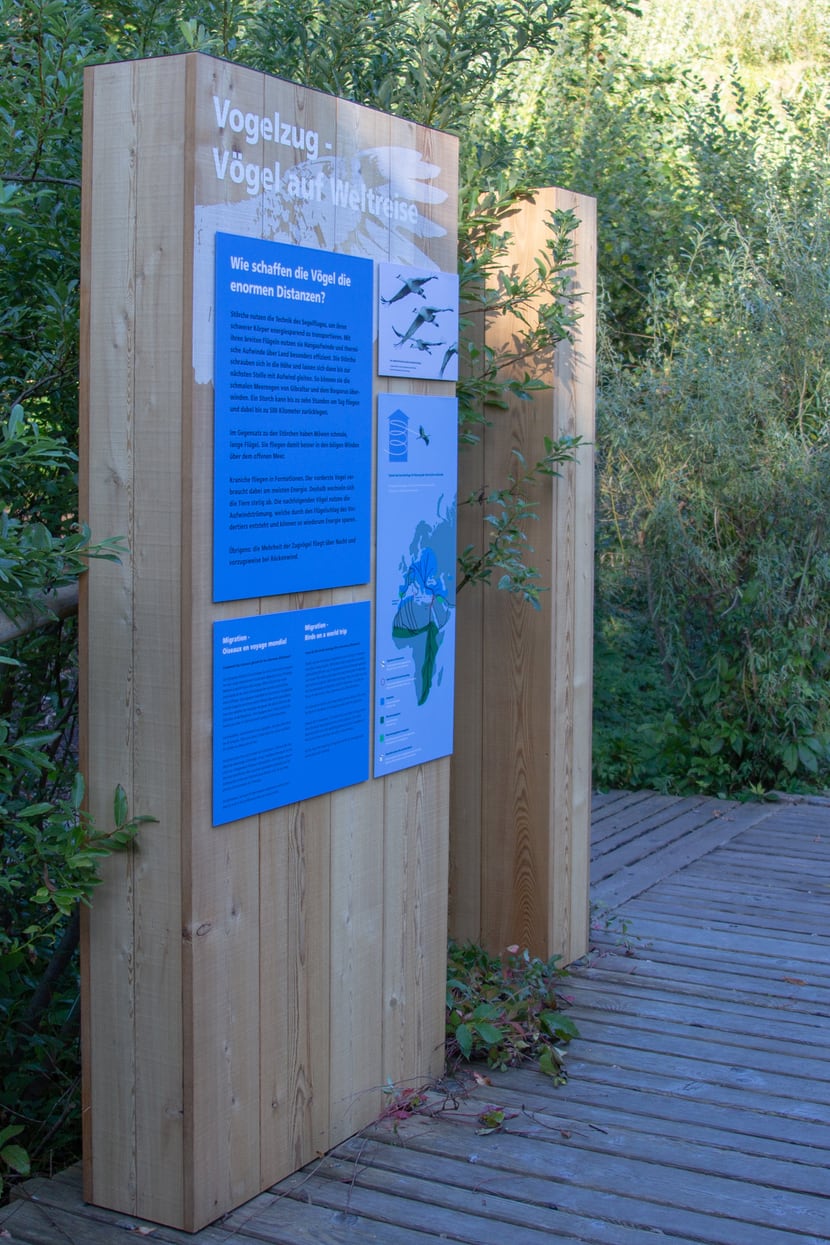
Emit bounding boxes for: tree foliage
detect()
[597,201,830,791]
[540,2,830,793]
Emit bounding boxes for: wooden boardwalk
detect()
[3,791,829,1243]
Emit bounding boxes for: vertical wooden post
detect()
[80,53,457,1232]
[449,190,596,965]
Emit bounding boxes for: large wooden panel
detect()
[81,52,457,1232]
[450,190,596,964]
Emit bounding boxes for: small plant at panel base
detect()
[446,941,579,1084]
[590,902,635,955]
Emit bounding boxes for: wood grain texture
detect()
[129,57,188,1227]
[81,52,457,1230]
[548,190,596,964]
[450,191,595,962]
[80,58,141,1216]
[448,293,485,943]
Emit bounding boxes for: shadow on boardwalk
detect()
[3,792,829,1243]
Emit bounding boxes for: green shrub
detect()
[446,942,578,1083]
[595,193,830,794]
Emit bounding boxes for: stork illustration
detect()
[440,343,458,376]
[393,306,452,346]
[409,336,445,353]
[381,273,437,304]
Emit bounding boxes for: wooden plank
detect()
[590,789,658,825]
[592,802,778,909]
[473,191,595,960]
[259,796,332,1179]
[548,190,595,966]
[0,1200,143,1245]
[80,51,458,1230]
[564,1048,830,1123]
[79,59,140,1216]
[448,238,486,945]
[17,794,830,1245]
[584,945,830,1012]
[626,894,830,938]
[598,912,830,964]
[478,1076,830,1177]
[477,196,555,956]
[357,1122,828,1245]
[591,800,767,881]
[644,871,809,902]
[3,1173,245,1245]
[556,1060,830,1137]
[130,56,188,1228]
[276,1161,617,1245]
[328,779,385,1140]
[591,791,692,841]
[383,762,451,1093]
[492,1101,830,1198]
[696,847,830,876]
[331,1137,732,1245]
[564,1014,830,1090]
[226,1195,442,1245]
[563,979,830,1044]
[448,458,484,941]
[315,1148,703,1245]
[590,794,713,860]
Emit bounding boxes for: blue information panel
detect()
[213,602,370,825]
[214,232,372,601]
[374,394,457,777]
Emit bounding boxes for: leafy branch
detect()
[458,435,585,606]
[458,199,583,438]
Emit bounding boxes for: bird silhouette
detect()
[440,343,458,376]
[394,305,452,346]
[417,425,430,445]
[410,337,445,353]
[381,273,437,304]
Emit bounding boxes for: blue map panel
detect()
[374,394,457,776]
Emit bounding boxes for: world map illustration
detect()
[391,502,456,706]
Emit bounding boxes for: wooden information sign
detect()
[80,52,457,1232]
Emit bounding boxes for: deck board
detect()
[3,791,830,1243]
